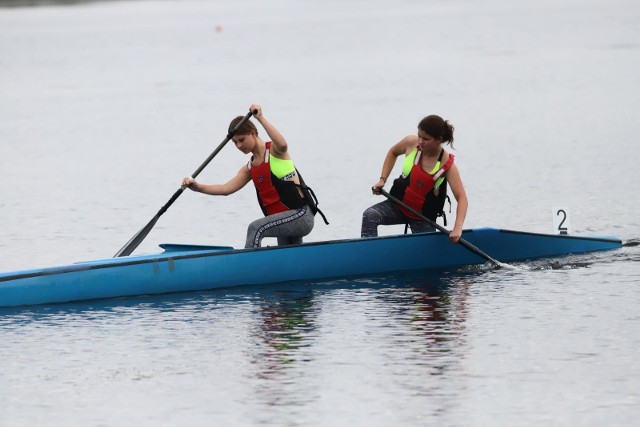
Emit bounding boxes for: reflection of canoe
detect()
[0,228,622,308]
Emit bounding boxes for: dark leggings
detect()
[245,206,314,248]
[361,200,434,237]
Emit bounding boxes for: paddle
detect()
[114,110,256,257]
[379,189,505,268]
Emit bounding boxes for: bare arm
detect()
[372,135,417,193]
[182,165,251,196]
[250,103,288,155]
[445,163,468,243]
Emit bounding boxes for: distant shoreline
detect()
[0,0,125,8]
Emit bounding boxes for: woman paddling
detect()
[182,104,325,248]
[361,114,468,243]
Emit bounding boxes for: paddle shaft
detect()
[114,110,255,257]
[379,189,502,267]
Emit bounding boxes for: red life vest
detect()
[248,142,304,216]
[400,148,455,220]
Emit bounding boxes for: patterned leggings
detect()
[361,200,434,237]
[245,205,315,248]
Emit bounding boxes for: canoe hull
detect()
[0,228,622,308]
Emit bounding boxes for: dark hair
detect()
[418,115,455,147]
[228,116,258,136]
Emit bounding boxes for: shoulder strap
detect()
[264,141,271,163]
[414,147,423,165]
[433,152,454,182]
[295,170,329,225]
[248,142,272,170]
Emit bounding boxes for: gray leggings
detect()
[245,205,315,248]
[361,200,434,237]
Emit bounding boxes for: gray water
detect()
[1,0,640,426]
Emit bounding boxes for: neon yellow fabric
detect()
[269,154,296,179]
[402,149,418,177]
[402,148,442,177]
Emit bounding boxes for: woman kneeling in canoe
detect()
[361,114,468,243]
[182,104,324,248]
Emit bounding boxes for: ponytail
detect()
[418,115,455,147]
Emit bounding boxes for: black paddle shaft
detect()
[114,110,255,257]
[379,189,502,267]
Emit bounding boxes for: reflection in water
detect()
[246,287,320,412]
[353,272,475,421]
[0,269,480,421]
[371,273,472,383]
[244,271,476,415]
[252,288,318,373]
[397,278,469,354]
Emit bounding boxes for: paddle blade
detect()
[113,215,160,257]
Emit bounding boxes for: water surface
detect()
[1,0,639,425]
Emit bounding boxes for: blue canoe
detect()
[0,227,622,308]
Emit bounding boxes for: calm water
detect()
[1,0,640,426]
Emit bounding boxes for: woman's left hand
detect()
[181,177,198,191]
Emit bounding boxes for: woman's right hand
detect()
[250,103,262,119]
[371,178,385,194]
